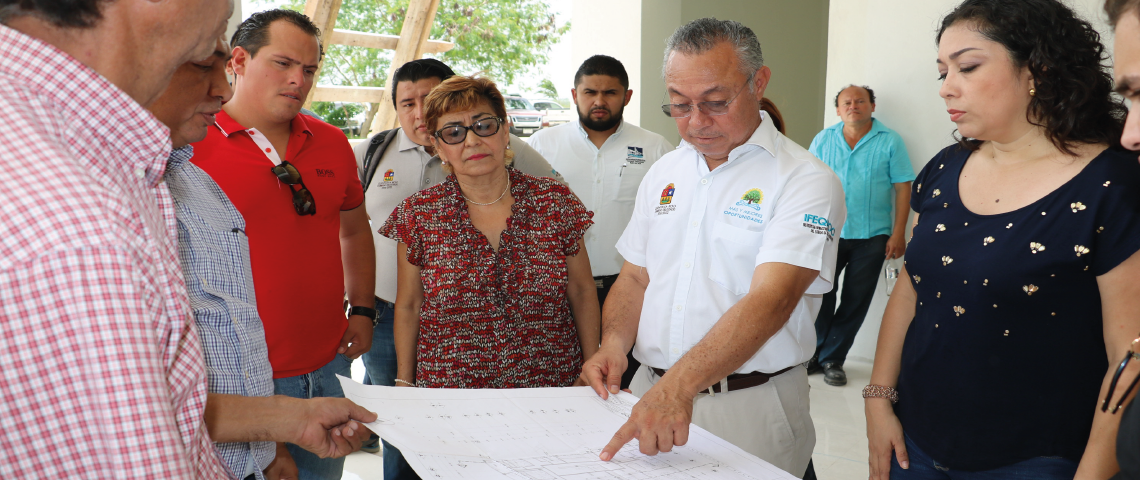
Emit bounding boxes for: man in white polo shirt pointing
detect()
[581,18,845,477]
[529,54,673,389]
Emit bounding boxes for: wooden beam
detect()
[310,86,388,104]
[369,0,441,135]
[302,0,343,109]
[328,29,453,54]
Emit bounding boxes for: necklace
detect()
[462,178,511,206]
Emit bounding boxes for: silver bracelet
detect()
[395,378,416,387]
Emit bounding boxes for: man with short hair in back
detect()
[528,54,673,389]
[0,0,239,477]
[353,57,562,480]
[807,85,914,387]
[191,9,376,480]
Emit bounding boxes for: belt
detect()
[650,365,795,394]
[375,296,395,309]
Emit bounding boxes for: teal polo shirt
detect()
[809,118,915,239]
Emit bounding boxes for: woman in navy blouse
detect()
[864,1,1140,479]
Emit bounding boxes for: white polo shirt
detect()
[354,128,563,302]
[616,112,846,373]
[529,119,673,276]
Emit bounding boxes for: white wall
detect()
[571,0,644,127]
[825,0,1114,363]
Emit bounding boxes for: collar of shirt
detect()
[682,110,779,174]
[825,117,887,148]
[575,118,626,147]
[214,109,315,139]
[0,25,172,187]
[166,145,195,172]
[397,127,431,153]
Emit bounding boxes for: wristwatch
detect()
[347,305,379,327]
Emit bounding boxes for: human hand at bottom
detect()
[292,397,377,458]
[599,382,693,461]
[264,442,299,480]
[866,399,908,480]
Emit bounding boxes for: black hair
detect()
[390,58,455,106]
[833,85,876,107]
[574,55,629,90]
[1105,0,1140,27]
[231,9,323,62]
[0,0,106,27]
[938,0,1125,154]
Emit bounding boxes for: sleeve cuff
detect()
[756,248,831,294]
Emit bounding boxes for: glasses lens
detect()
[439,126,467,145]
[699,101,731,116]
[272,163,302,184]
[292,186,316,215]
[472,118,500,137]
[662,104,692,118]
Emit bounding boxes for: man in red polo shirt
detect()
[191,9,376,480]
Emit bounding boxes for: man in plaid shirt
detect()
[0,1,373,478]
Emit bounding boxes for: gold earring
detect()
[1029,87,1036,96]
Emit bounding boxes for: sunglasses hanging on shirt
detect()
[270,161,317,216]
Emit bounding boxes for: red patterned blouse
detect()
[379,168,594,389]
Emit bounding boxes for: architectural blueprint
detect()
[338,376,797,479]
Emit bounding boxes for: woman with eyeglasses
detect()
[379,76,600,391]
[864,1,1140,479]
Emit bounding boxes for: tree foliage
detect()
[537,78,558,99]
[312,101,364,127]
[272,0,568,89]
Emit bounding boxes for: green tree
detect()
[268,0,569,136]
[537,78,558,99]
[312,101,365,137]
[743,189,761,204]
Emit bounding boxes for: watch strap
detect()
[348,306,379,327]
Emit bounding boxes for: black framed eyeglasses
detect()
[433,116,503,145]
[660,72,756,118]
[1102,336,1140,414]
[269,161,316,216]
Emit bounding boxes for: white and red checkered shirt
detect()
[0,25,230,479]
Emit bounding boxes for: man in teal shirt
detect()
[808,85,915,386]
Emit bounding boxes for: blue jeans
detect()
[360,299,419,480]
[273,353,352,480]
[891,434,1078,479]
[815,235,888,365]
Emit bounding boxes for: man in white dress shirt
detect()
[528,54,673,388]
[582,18,846,477]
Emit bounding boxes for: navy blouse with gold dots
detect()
[897,145,1140,471]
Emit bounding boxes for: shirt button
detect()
[691,221,699,227]
[684,262,691,268]
[676,305,683,311]
[671,347,681,355]
[701,179,708,185]
[231,316,237,323]
[135,169,145,179]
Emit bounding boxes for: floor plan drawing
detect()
[338,376,797,480]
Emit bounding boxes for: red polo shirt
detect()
[192,110,364,378]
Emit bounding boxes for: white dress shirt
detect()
[529,119,673,276]
[355,128,563,302]
[616,112,846,373]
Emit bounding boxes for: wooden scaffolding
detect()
[301,0,453,136]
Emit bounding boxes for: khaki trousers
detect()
[630,364,815,478]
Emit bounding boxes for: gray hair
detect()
[662,18,764,87]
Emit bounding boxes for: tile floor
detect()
[340,359,872,480]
